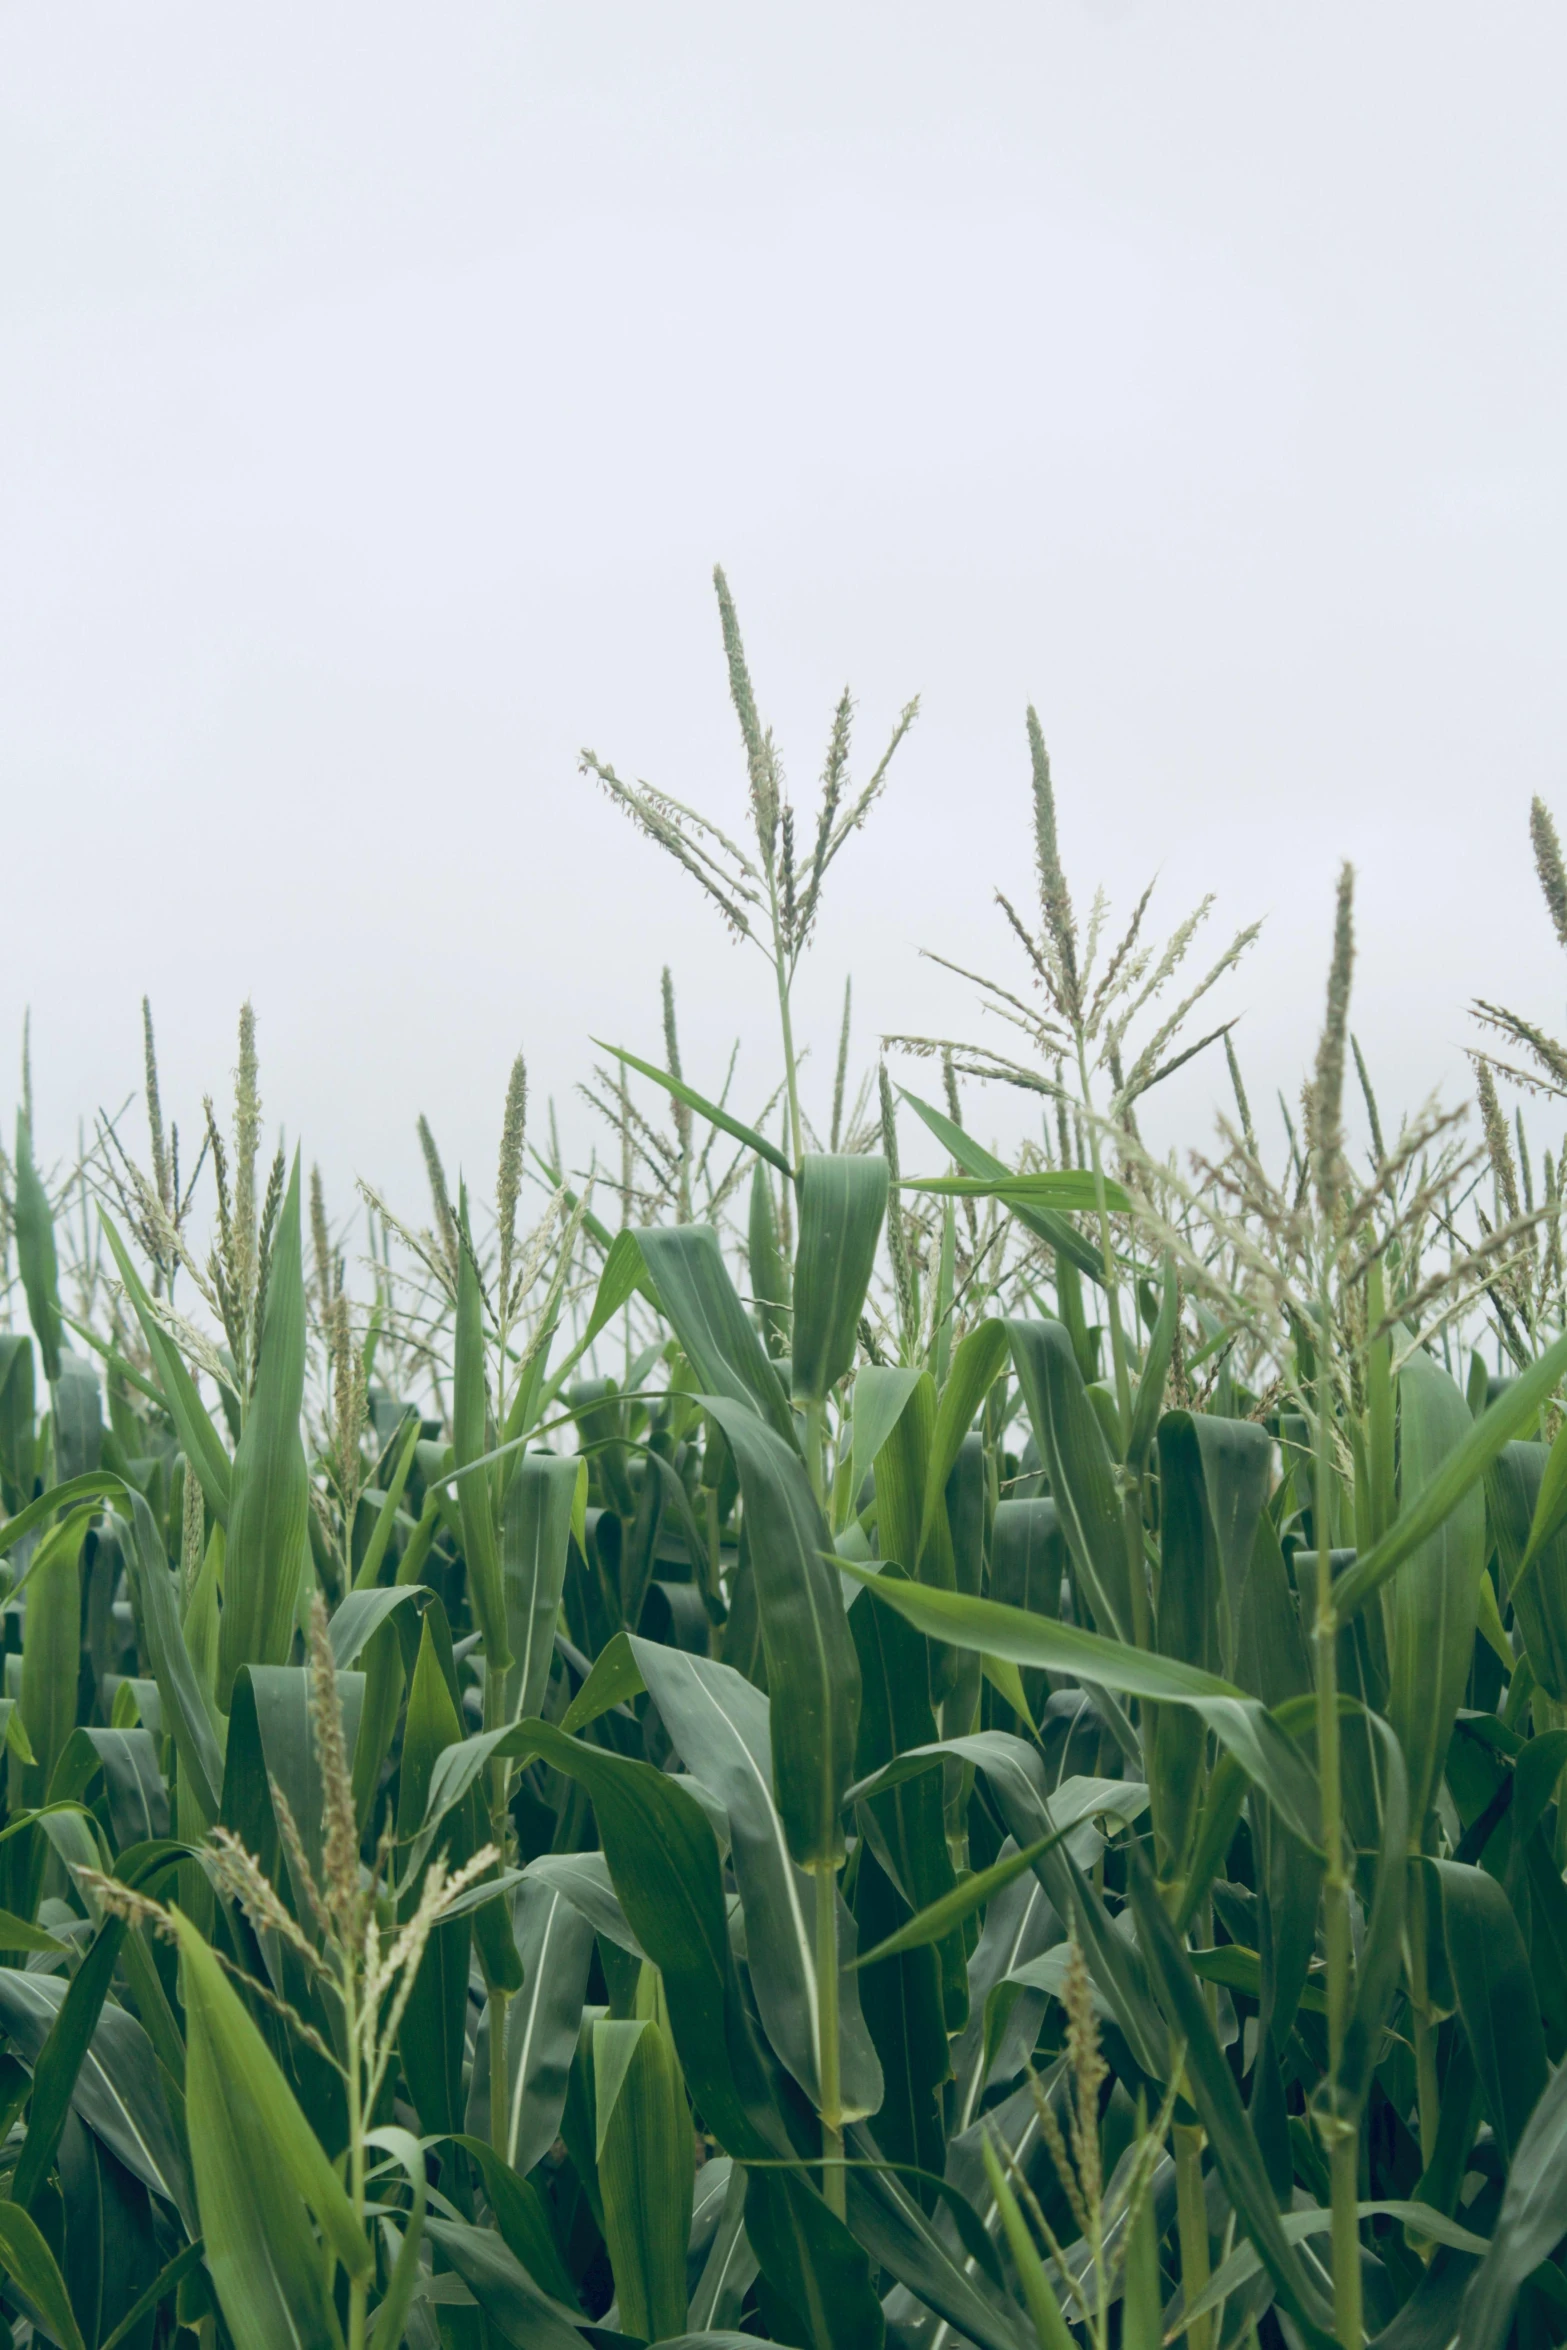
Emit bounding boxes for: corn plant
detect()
[0,581,1562,2350]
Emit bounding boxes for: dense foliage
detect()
[1,578,1566,2350]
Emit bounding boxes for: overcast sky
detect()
[6,5,1566,1233]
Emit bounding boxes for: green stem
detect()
[1174,2123,1211,2350]
[803,1398,827,1511]
[1311,1275,1361,2347]
[771,928,804,1173]
[490,1983,511,2161]
[344,1971,368,2350]
[814,1861,845,2220]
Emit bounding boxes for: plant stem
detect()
[344,1969,368,2350]
[1174,2122,1211,2350]
[804,1397,827,1511]
[1311,1274,1362,2347]
[490,1983,511,2161]
[771,925,804,1173]
[1075,1039,1133,1431]
[814,1860,845,2219]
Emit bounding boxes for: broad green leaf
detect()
[1461,2053,1567,2350]
[904,1169,1129,1212]
[1489,1439,1567,1703]
[638,1226,796,1450]
[422,2216,585,2350]
[917,1320,1009,1564]
[1127,1849,1337,2350]
[742,2167,887,2350]
[594,2014,693,2341]
[851,1828,1066,1970]
[748,1161,791,1356]
[1007,1318,1133,1639]
[1333,1710,1409,2118]
[18,1508,92,1797]
[395,1617,473,2139]
[15,1108,63,1382]
[595,1040,794,1177]
[119,1494,224,1825]
[1331,1324,1567,1624]
[11,1919,127,2211]
[445,2133,578,2307]
[326,1580,421,1669]
[170,1908,367,2350]
[349,1412,420,1591]
[1431,1857,1548,2162]
[839,1561,1322,1850]
[419,1719,783,2160]
[700,1394,860,1869]
[48,1725,169,1852]
[842,2135,1033,2350]
[224,1663,366,1925]
[217,1154,310,1702]
[0,1943,191,2218]
[100,1218,232,1524]
[629,1634,881,2119]
[1387,1350,1488,1826]
[898,1089,1107,1285]
[849,1364,923,1506]
[483,1878,596,2173]
[790,1153,888,1405]
[1179,2201,1488,2335]
[980,2130,1075,2350]
[502,1451,583,1721]
[0,2197,86,2350]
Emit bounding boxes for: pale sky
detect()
[6,5,1567,1233]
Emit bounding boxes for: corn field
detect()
[0,574,1566,2350]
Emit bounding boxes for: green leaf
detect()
[18,1508,92,1797]
[0,1955,192,2218]
[595,2014,693,2340]
[790,1154,888,1405]
[851,1829,1066,1970]
[326,1581,421,1669]
[170,1907,366,2350]
[638,1226,796,1450]
[904,1169,1130,1212]
[447,2134,579,2308]
[422,2216,585,2350]
[419,1719,784,2162]
[1461,2052,1567,2350]
[1386,1350,1489,1826]
[1125,1258,1179,1471]
[699,1395,860,1869]
[1431,1857,1548,2162]
[850,1365,924,1507]
[0,2196,87,2350]
[1126,1849,1337,2350]
[917,1320,1009,1565]
[1489,1439,1567,1703]
[395,1617,473,2139]
[100,1215,232,1525]
[119,1493,224,1825]
[979,2130,1075,2350]
[1332,1324,1567,1625]
[350,1413,421,1591]
[1007,1318,1133,1638]
[748,1162,791,1356]
[898,1089,1108,1285]
[595,1040,795,1177]
[839,1561,1321,1850]
[502,1451,583,1721]
[15,1108,63,1383]
[628,1634,881,2120]
[1333,1710,1409,2118]
[217,1155,310,1702]
[478,1878,596,2173]
[12,1918,127,2210]
[742,2166,887,2350]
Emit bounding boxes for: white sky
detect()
[6,4,1567,1235]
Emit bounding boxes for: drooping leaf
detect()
[790,1154,887,1406]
